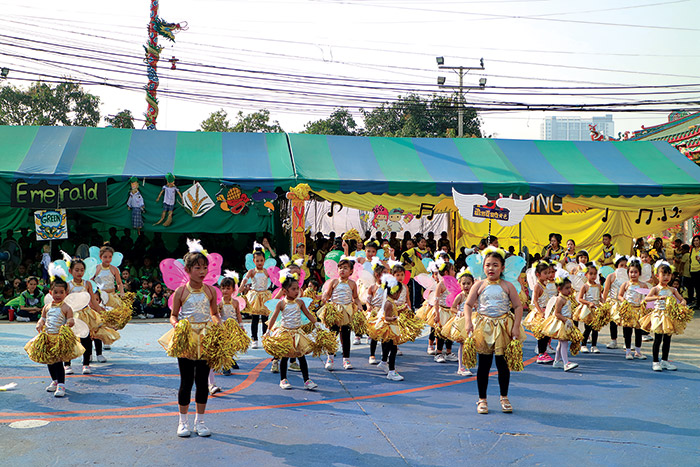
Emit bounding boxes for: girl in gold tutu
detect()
[448,268,474,376]
[390,261,412,356]
[372,274,406,381]
[540,273,579,372]
[244,243,273,349]
[643,261,687,371]
[601,255,628,349]
[92,245,126,311]
[218,272,246,374]
[25,278,83,398]
[430,260,459,364]
[367,261,388,365]
[524,261,556,364]
[64,258,119,375]
[266,269,319,390]
[464,247,524,414]
[159,250,220,438]
[575,263,602,354]
[616,259,648,361]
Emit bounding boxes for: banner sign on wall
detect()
[34,209,68,241]
[12,179,108,209]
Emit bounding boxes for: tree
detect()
[302,108,359,136]
[105,109,135,129]
[0,81,100,126]
[361,93,481,138]
[198,108,283,133]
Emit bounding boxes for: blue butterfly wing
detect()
[112,252,123,268]
[265,299,280,314]
[264,258,278,269]
[355,251,366,259]
[53,260,73,282]
[466,254,486,280]
[422,258,432,271]
[89,246,100,260]
[245,254,255,271]
[83,258,99,282]
[363,262,373,273]
[269,298,312,325]
[376,249,385,260]
[503,256,526,284]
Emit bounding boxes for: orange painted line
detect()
[0,356,537,423]
[0,372,252,380]
[0,359,270,418]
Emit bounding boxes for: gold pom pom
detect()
[351,309,368,336]
[101,292,136,330]
[202,323,234,372]
[262,331,294,359]
[397,312,425,344]
[28,332,54,364]
[54,325,79,361]
[590,302,612,331]
[224,319,251,354]
[319,303,342,328]
[311,327,339,358]
[168,319,197,358]
[462,337,477,368]
[566,323,584,356]
[505,340,524,372]
[666,297,694,334]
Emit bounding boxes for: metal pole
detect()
[458,67,464,138]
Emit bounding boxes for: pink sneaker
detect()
[537,353,554,364]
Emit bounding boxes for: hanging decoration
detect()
[126,177,146,233]
[251,189,278,213]
[286,183,311,250]
[216,184,251,215]
[154,173,183,227]
[452,188,532,227]
[181,182,214,217]
[144,0,187,130]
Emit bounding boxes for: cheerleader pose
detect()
[374,274,405,381]
[602,255,628,349]
[616,260,647,360]
[464,248,524,414]
[541,276,578,371]
[643,262,686,371]
[163,251,221,438]
[576,263,601,353]
[266,270,319,390]
[244,246,272,349]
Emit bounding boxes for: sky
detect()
[1,0,699,139]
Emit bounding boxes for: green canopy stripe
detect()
[287,134,340,193]
[174,131,223,180]
[369,137,436,196]
[535,141,615,196]
[70,127,132,181]
[455,139,529,195]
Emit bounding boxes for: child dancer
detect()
[540,274,578,371]
[244,244,272,349]
[65,258,119,375]
[575,262,602,353]
[218,272,245,374]
[318,257,363,370]
[464,247,524,414]
[367,261,387,365]
[390,261,411,356]
[642,262,687,371]
[271,257,305,373]
[266,269,319,390]
[373,274,405,381]
[25,278,84,398]
[92,245,126,350]
[616,259,647,361]
[602,255,628,349]
[449,268,474,376]
[523,261,555,364]
[158,250,220,438]
[432,260,458,363]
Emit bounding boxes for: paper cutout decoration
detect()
[182,182,214,218]
[452,188,533,227]
[217,184,250,215]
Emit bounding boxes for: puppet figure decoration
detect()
[154,173,183,227]
[127,177,146,234]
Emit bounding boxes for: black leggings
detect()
[280,356,309,381]
[582,325,598,347]
[623,327,642,349]
[48,362,65,384]
[436,337,452,353]
[476,353,510,399]
[250,315,268,340]
[429,328,436,344]
[81,337,93,365]
[537,337,549,354]
[330,324,351,358]
[370,339,381,358]
[381,340,398,370]
[177,358,209,406]
[652,333,672,362]
[610,322,618,340]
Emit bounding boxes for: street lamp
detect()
[0,67,9,78]
[437,76,446,85]
[436,56,444,66]
[479,78,487,88]
[436,58,486,137]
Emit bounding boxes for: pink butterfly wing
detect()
[414,273,436,291]
[267,267,281,289]
[402,271,411,285]
[298,270,306,288]
[160,259,189,291]
[443,276,461,307]
[350,262,364,282]
[203,253,224,285]
[324,260,339,280]
[235,297,247,311]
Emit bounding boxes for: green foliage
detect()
[0,81,100,126]
[198,109,283,133]
[105,109,135,129]
[302,108,359,136]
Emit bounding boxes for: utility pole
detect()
[436,57,486,137]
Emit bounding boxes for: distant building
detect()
[540,115,614,141]
[630,111,700,163]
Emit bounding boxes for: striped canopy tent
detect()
[0,126,295,189]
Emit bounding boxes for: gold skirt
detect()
[245,290,272,316]
[473,312,526,356]
[441,315,467,343]
[367,316,403,344]
[614,301,645,328]
[639,311,680,335]
[429,306,455,332]
[266,326,314,358]
[573,304,596,325]
[25,331,85,364]
[317,302,356,327]
[539,314,572,340]
[158,321,209,360]
[414,302,432,322]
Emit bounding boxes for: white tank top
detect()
[279,300,302,328]
[477,283,510,318]
[624,283,644,306]
[94,268,115,292]
[179,288,211,323]
[331,281,352,305]
[369,287,384,308]
[251,271,268,292]
[220,302,237,321]
[68,280,86,294]
[655,287,673,311]
[45,304,67,334]
[584,285,600,305]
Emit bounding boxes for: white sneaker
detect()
[304,380,318,390]
[325,356,334,371]
[177,422,191,437]
[397,349,403,356]
[457,368,473,377]
[353,337,361,345]
[387,370,404,381]
[606,341,618,349]
[64,366,74,375]
[251,340,259,349]
[634,352,647,360]
[580,346,589,353]
[289,362,301,372]
[208,384,221,395]
[82,365,92,375]
[564,362,579,372]
[661,360,677,371]
[271,359,280,373]
[427,346,436,355]
[103,344,111,350]
[552,360,564,369]
[377,361,389,374]
[146,314,155,319]
[54,385,66,397]
[368,356,378,365]
[445,353,459,362]
[642,335,653,342]
[279,379,292,390]
[652,362,662,371]
[46,381,58,392]
[96,355,107,363]
[194,421,211,437]
[625,352,634,360]
[434,354,446,363]
[343,359,353,370]
[16,316,31,322]
[591,346,601,354]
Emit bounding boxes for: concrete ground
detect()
[0,318,698,466]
